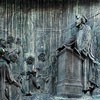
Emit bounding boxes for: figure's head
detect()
[26,56,35,65]
[75,14,87,27]
[9,52,19,63]
[7,35,15,44]
[0,39,6,48]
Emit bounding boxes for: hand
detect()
[13,80,21,88]
[17,83,22,88]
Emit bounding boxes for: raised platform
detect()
[56,46,100,98]
[22,93,100,100]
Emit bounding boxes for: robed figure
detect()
[0,47,20,100]
[57,14,92,57]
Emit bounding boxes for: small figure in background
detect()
[20,55,40,96]
[20,68,40,96]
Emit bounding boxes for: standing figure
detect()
[20,55,40,96]
[25,56,40,95]
[20,69,40,96]
[57,14,92,57]
[0,47,20,100]
[75,14,92,56]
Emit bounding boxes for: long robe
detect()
[77,24,92,54]
[0,57,16,100]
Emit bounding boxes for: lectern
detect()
[57,47,83,98]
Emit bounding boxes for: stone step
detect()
[22,93,68,100]
[22,93,100,100]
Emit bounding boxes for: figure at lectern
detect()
[57,14,92,57]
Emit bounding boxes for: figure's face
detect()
[0,40,6,48]
[75,15,82,27]
[9,53,18,63]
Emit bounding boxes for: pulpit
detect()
[57,47,83,97]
